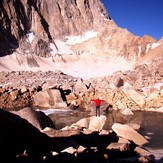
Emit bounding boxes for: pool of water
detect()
[43,109,163,160]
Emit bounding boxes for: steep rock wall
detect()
[0,0,110,56]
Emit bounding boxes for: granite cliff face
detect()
[0,0,157,60]
[0,0,110,56]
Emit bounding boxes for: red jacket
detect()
[91,99,105,106]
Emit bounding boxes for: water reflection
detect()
[49,110,145,129]
[48,109,163,159]
[50,110,162,146]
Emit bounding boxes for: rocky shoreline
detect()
[0,61,162,163]
[0,107,159,163]
[0,58,162,162]
[0,65,162,163]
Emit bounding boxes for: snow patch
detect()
[59,55,134,79]
[138,46,141,56]
[26,32,35,44]
[0,52,133,80]
[151,42,161,49]
[49,43,58,55]
[50,40,73,55]
[145,42,161,52]
[145,44,151,53]
[66,31,98,45]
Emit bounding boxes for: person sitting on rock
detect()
[91,98,106,117]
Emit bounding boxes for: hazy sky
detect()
[101,0,163,40]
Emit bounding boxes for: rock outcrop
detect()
[0,109,156,162]
[11,107,56,130]
[0,109,56,162]
[112,123,148,146]
[0,0,110,56]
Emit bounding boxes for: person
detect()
[91,98,106,117]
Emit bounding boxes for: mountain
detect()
[0,2,163,161]
[0,0,161,80]
[0,0,110,56]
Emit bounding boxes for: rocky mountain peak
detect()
[0,0,161,77]
[0,0,111,55]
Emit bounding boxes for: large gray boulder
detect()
[33,89,67,108]
[0,109,54,162]
[122,82,146,109]
[112,123,148,146]
[68,115,107,132]
[11,107,56,130]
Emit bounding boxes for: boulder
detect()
[0,87,5,93]
[11,107,55,130]
[88,115,107,132]
[126,123,141,131]
[148,88,160,100]
[42,81,58,90]
[118,137,130,144]
[134,146,153,157]
[10,90,19,100]
[61,147,76,154]
[20,86,28,93]
[72,115,107,132]
[77,145,87,153]
[122,82,146,109]
[41,127,80,137]
[72,118,89,129]
[73,79,88,95]
[107,142,130,152]
[33,89,67,108]
[0,109,54,161]
[120,107,134,115]
[112,123,148,146]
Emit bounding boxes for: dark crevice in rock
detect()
[28,0,52,41]
[13,0,29,35]
[0,3,18,56]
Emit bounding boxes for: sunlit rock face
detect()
[0,0,157,61]
[0,0,110,56]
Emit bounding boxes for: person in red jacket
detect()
[91,98,106,117]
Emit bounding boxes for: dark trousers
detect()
[96,106,100,117]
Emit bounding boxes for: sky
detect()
[101,0,163,40]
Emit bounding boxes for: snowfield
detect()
[0,52,134,79]
[0,31,162,80]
